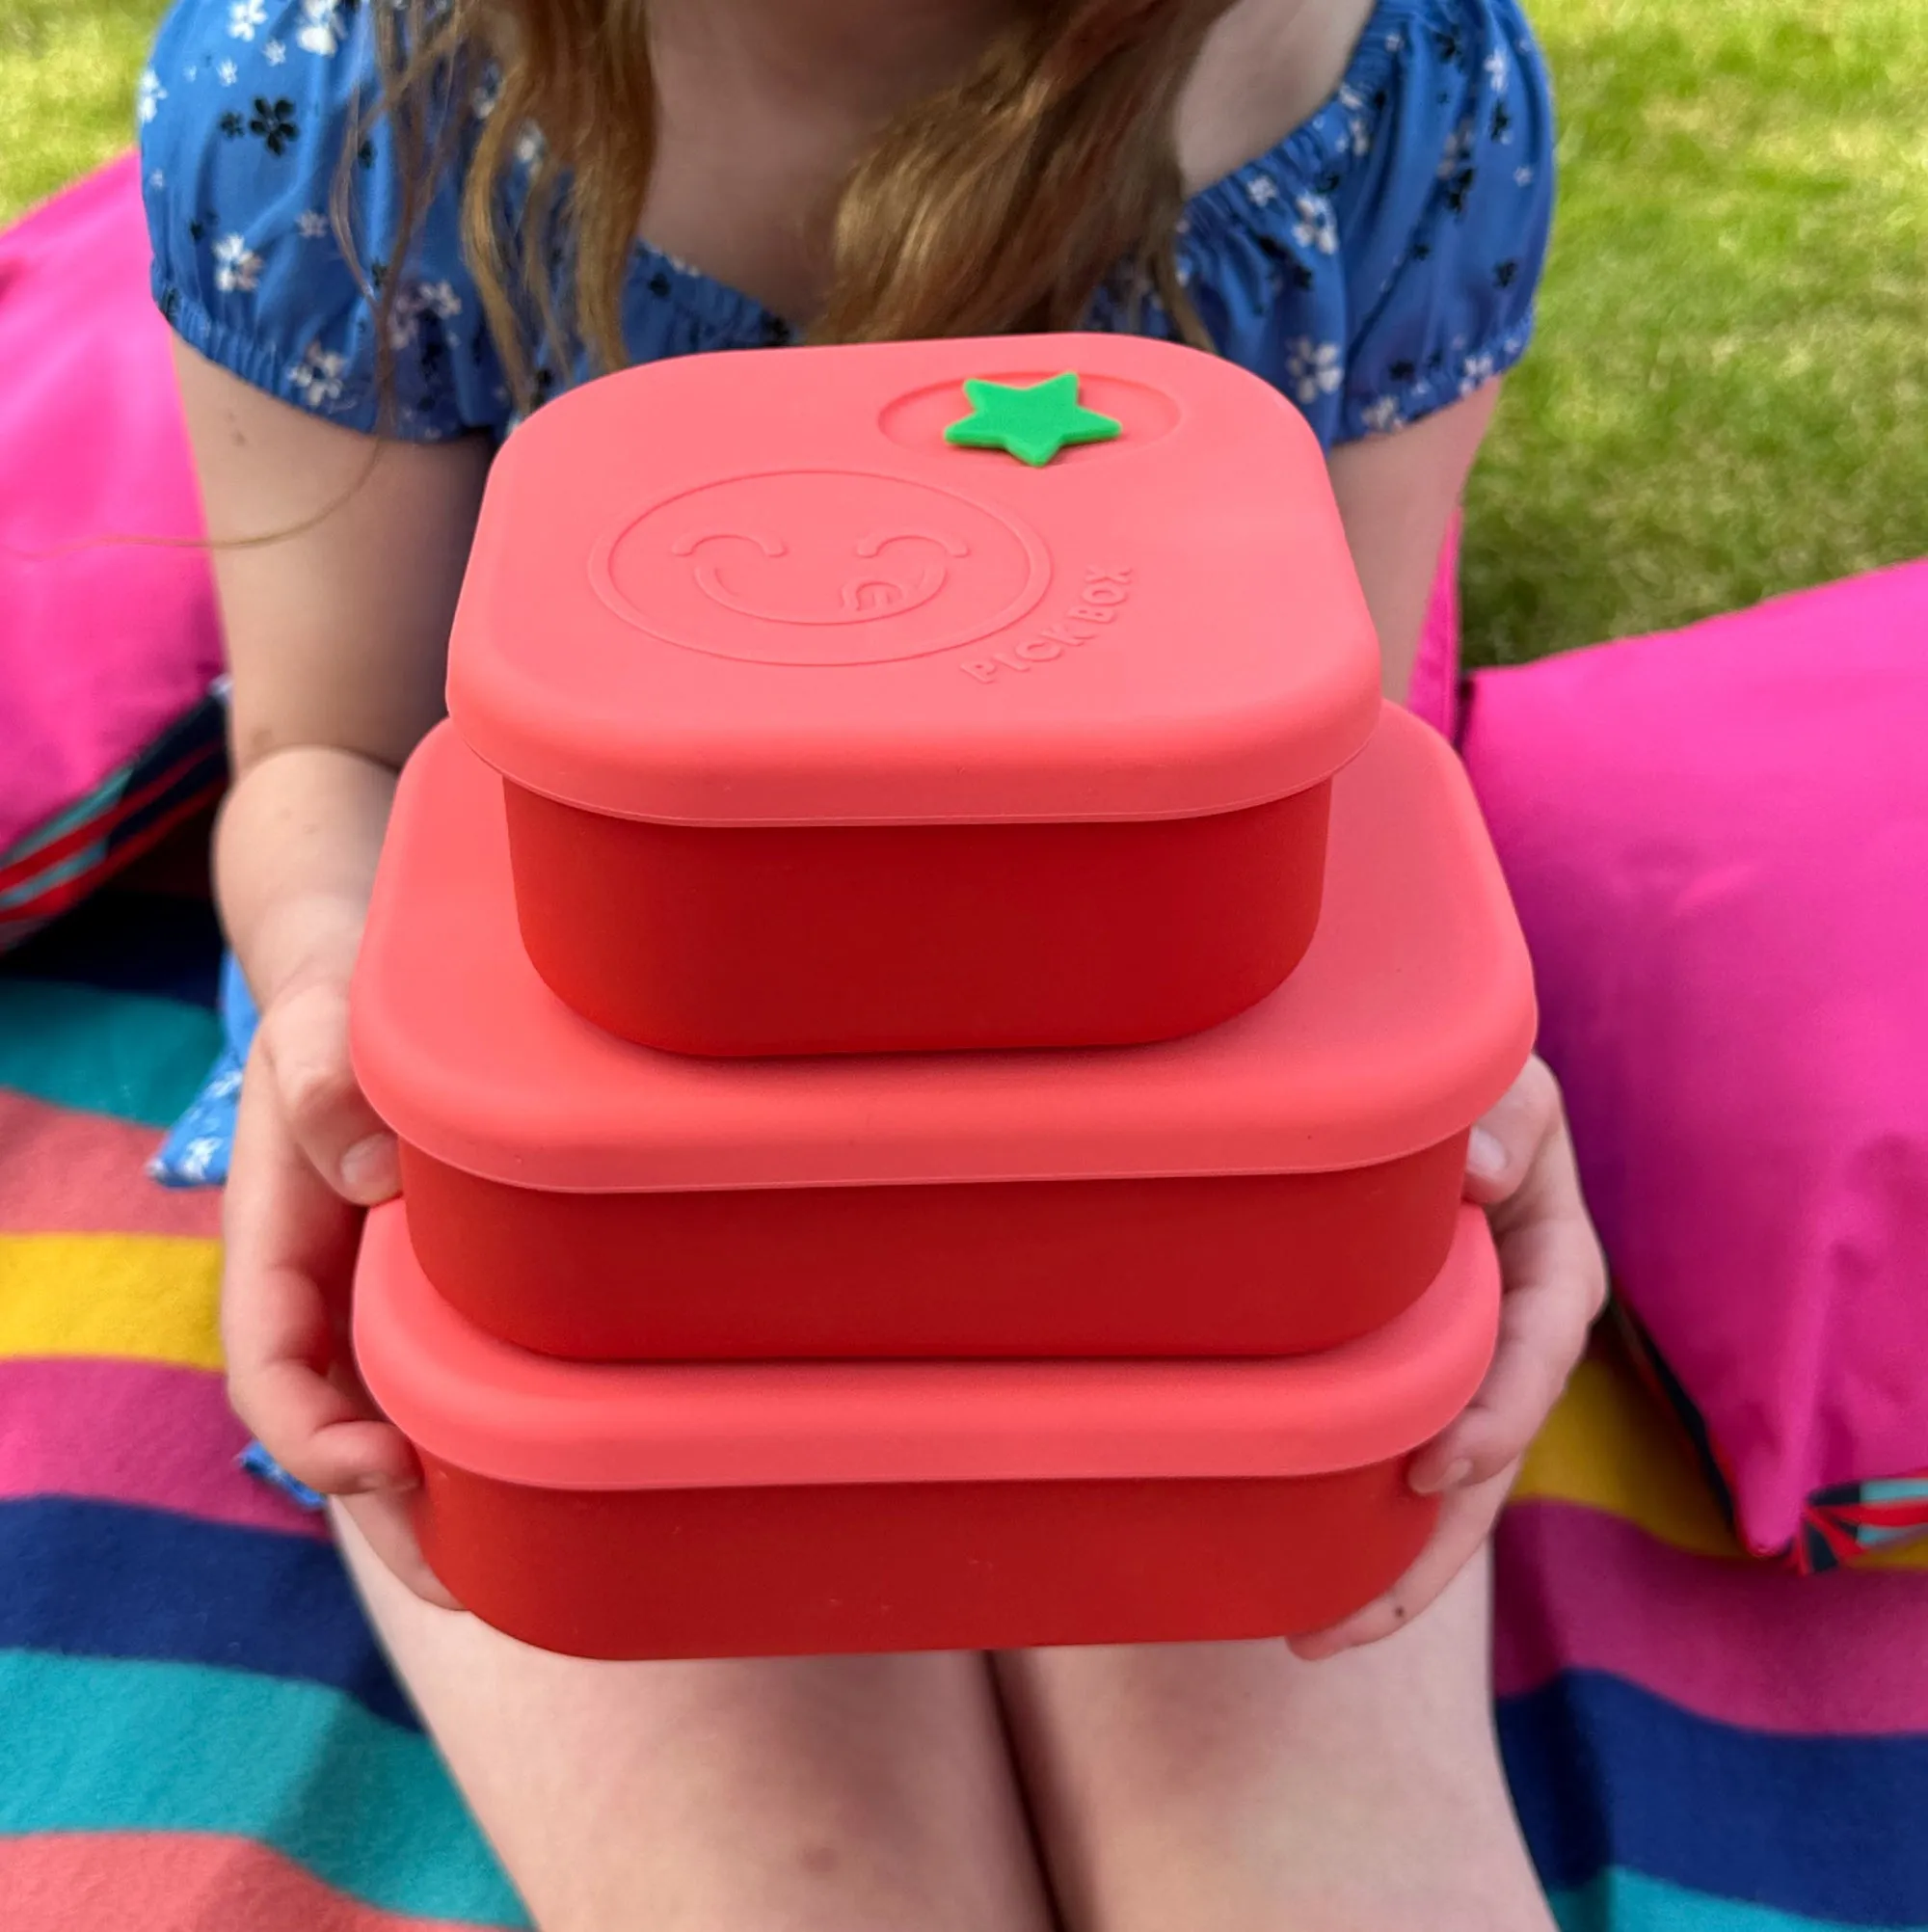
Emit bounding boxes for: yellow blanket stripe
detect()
[3,1229,1920,1573]
[0,1234,224,1371]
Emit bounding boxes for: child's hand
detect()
[221,968,460,1608]
[1291,1055,1606,1659]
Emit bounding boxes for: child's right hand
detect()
[221,963,462,1608]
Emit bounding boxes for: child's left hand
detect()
[1290,1054,1608,1659]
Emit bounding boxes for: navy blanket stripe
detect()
[0,1496,418,1731]
[1499,1671,1928,1926]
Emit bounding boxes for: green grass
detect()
[0,0,165,221]
[6,0,1926,658]
[1464,0,1928,659]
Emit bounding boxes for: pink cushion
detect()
[0,155,222,856]
[1406,509,1462,740]
[1460,562,1928,1558]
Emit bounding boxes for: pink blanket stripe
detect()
[1494,1501,1928,1734]
[0,1092,220,1238]
[0,1357,327,1541]
[0,1833,483,1932]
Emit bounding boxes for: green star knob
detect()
[943,373,1123,467]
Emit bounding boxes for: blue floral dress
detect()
[140,0,1556,1514]
[139,0,1554,451]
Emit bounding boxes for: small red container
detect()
[446,333,1381,1056]
[351,708,1534,1362]
[354,1200,1501,1660]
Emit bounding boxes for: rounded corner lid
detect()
[351,711,1537,1194]
[354,1200,1500,1491]
[445,334,1380,827]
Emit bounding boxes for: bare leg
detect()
[996,1551,1551,1932]
[335,1507,1057,1932]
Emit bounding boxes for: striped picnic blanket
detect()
[4,874,1925,1931]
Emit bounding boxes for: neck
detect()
[646,0,1029,122]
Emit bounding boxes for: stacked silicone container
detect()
[349,334,1538,1660]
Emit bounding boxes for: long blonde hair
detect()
[356,0,1230,415]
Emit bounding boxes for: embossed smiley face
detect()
[671,525,966,626]
[591,470,1050,666]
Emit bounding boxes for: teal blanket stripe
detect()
[0,1650,528,1928]
[0,980,220,1126]
[1553,1868,1924,1931]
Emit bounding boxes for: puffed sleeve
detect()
[1331,0,1555,440]
[139,0,511,440]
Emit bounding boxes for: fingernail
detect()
[1324,1600,1398,1653]
[1412,1457,1473,1496]
[353,1469,417,1495]
[1467,1127,1507,1183]
[338,1134,398,1201]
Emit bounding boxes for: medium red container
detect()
[445,333,1381,1055]
[353,1200,1501,1660]
[351,708,1535,1362]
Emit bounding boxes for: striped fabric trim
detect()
[1613,1302,1928,1574]
[0,697,228,952]
[1513,1354,1928,1573]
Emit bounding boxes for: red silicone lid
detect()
[354,1200,1499,1490]
[446,334,1379,827]
[351,708,1537,1193]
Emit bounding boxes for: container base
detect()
[503,779,1330,1057]
[401,1134,1471,1360]
[415,1459,1436,1660]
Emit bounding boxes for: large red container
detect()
[351,708,1534,1362]
[353,1200,1501,1660]
[445,333,1381,1056]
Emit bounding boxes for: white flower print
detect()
[1514,164,1536,187]
[172,1136,228,1184]
[148,168,166,190]
[1459,351,1497,397]
[388,278,465,349]
[1438,119,1476,181]
[212,232,263,293]
[136,67,166,124]
[1337,83,1374,158]
[1291,192,1337,256]
[1284,337,1342,406]
[228,0,267,40]
[295,209,332,239]
[514,123,547,170]
[1383,30,1405,53]
[288,341,349,409]
[1486,46,1510,92]
[470,72,502,121]
[265,38,287,64]
[1361,394,1406,436]
[298,0,346,57]
[217,58,239,86]
[1245,174,1279,209]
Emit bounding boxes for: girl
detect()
[141,2,1603,1925]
